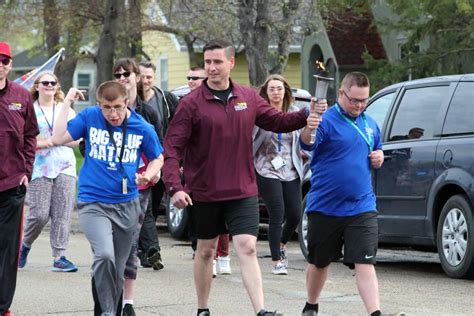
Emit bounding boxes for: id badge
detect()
[271,156,286,170]
[122,177,128,194]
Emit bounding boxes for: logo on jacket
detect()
[8,102,22,110]
[234,102,248,111]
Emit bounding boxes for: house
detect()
[142,31,304,91]
[142,3,396,104]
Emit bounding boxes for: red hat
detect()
[0,42,12,59]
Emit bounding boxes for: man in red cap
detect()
[0,41,39,316]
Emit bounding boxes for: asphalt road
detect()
[11,211,474,316]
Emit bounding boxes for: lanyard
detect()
[335,103,373,151]
[37,102,56,134]
[105,114,128,173]
[277,133,282,152]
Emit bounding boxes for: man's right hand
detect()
[171,191,193,209]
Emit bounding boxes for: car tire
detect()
[298,195,309,261]
[436,194,474,279]
[165,196,190,239]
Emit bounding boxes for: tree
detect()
[365,0,474,89]
[96,0,121,84]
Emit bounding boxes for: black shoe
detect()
[302,310,317,316]
[122,303,136,316]
[197,312,210,316]
[257,310,283,316]
[147,248,164,271]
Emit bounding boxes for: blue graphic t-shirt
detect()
[67,106,163,203]
[300,104,382,216]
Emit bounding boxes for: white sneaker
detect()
[212,259,217,278]
[280,248,288,268]
[216,256,232,275]
[272,262,288,275]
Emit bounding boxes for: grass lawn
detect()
[73,147,84,175]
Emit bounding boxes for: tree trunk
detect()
[270,0,301,75]
[129,0,143,58]
[56,0,86,93]
[239,0,271,87]
[42,0,60,57]
[96,0,120,85]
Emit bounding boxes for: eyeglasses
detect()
[40,81,57,87]
[342,90,369,105]
[187,76,206,81]
[101,105,126,114]
[0,57,11,66]
[268,87,284,93]
[113,71,131,79]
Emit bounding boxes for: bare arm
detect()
[52,88,84,145]
[135,154,164,185]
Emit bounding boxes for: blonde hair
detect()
[30,72,65,102]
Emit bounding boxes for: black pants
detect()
[256,174,301,261]
[0,185,26,314]
[138,180,164,256]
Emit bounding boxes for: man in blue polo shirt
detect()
[299,72,385,316]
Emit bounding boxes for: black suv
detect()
[299,74,474,279]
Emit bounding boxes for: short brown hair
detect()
[203,39,235,59]
[96,81,128,102]
[259,74,294,113]
[139,60,156,72]
[340,72,370,90]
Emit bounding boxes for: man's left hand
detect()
[19,175,29,187]
[369,150,384,169]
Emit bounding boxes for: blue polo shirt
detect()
[300,104,382,216]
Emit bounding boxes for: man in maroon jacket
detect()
[0,42,39,316]
[163,39,325,316]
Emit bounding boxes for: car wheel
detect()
[437,194,474,279]
[165,196,190,238]
[298,195,309,260]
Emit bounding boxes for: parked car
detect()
[165,87,312,238]
[298,74,474,279]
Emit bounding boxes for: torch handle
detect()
[309,98,321,144]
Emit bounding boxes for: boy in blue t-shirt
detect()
[52,81,164,316]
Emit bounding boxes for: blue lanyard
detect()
[335,103,373,151]
[277,133,282,152]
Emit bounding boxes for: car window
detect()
[442,82,474,135]
[388,86,448,141]
[365,92,395,131]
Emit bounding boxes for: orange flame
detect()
[315,60,326,70]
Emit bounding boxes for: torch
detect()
[310,61,334,144]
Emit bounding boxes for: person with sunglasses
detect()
[0,41,39,316]
[299,72,385,316]
[17,72,80,273]
[113,57,164,316]
[187,66,207,91]
[52,81,164,316]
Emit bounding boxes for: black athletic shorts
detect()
[307,211,378,269]
[190,196,259,239]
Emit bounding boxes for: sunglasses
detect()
[0,57,11,66]
[113,71,131,79]
[187,76,206,81]
[40,81,58,87]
